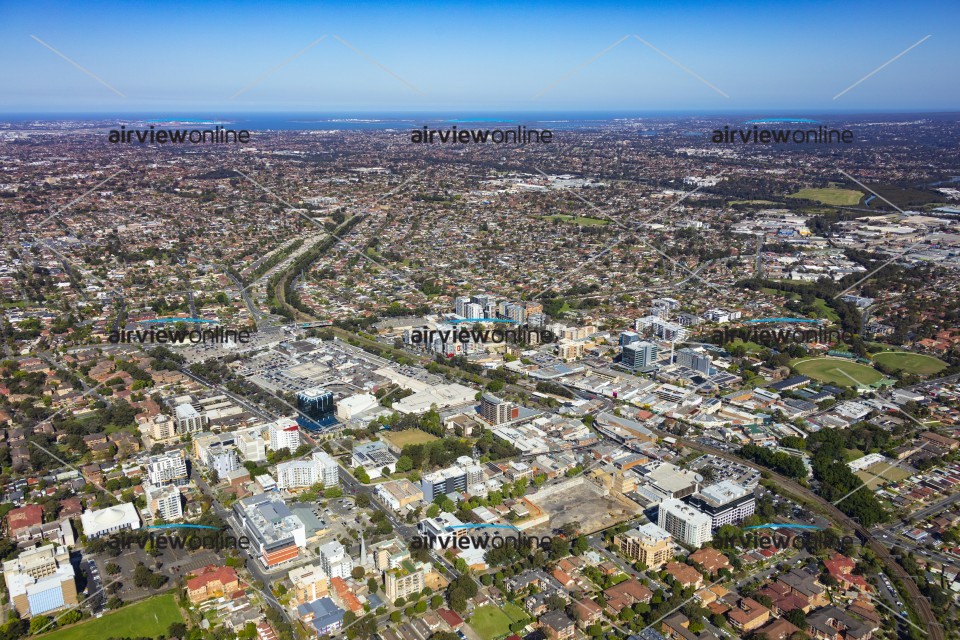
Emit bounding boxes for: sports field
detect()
[39,594,183,640]
[856,461,913,489]
[792,358,883,387]
[469,605,514,640]
[787,187,863,206]
[872,351,947,375]
[380,428,438,450]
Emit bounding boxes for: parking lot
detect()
[89,537,226,602]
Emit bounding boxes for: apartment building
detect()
[147,450,189,486]
[657,498,712,548]
[384,560,426,601]
[614,523,674,569]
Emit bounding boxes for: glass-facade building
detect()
[297,387,337,431]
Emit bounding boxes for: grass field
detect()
[787,187,863,206]
[872,351,947,375]
[380,429,439,450]
[39,594,183,640]
[856,461,913,489]
[469,605,514,640]
[792,358,883,387]
[729,199,778,205]
[547,214,611,226]
[502,602,530,625]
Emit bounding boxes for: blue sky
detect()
[0,0,957,113]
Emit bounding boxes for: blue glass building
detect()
[296,387,337,431]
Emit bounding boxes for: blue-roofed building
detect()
[297,596,345,635]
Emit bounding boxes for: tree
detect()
[426,503,441,518]
[58,609,82,625]
[352,566,365,580]
[29,616,53,634]
[784,608,807,629]
[354,466,370,483]
[168,622,188,638]
[396,455,413,473]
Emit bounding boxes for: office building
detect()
[614,523,674,570]
[480,393,519,425]
[80,503,142,539]
[686,481,756,529]
[676,348,712,375]
[268,418,302,452]
[147,450,189,487]
[175,403,208,435]
[297,387,336,430]
[3,545,77,618]
[622,341,659,371]
[385,561,426,601]
[234,494,306,568]
[145,483,183,520]
[619,331,641,347]
[455,296,471,317]
[318,540,354,580]
[657,499,713,548]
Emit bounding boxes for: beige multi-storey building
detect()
[384,561,426,602]
[288,563,329,605]
[3,545,78,617]
[614,523,674,569]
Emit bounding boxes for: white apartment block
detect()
[268,418,302,452]
[276,452,339,490]
[175,403,208,434]
[318,540,354,580]
[236,428,267,463]
[145,483,183,520]
[147,450,189,486]
[657,498,713,548]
